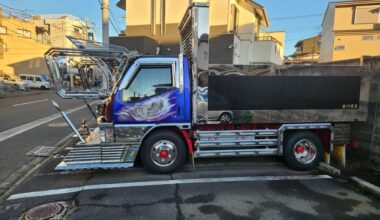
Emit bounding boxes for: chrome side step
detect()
[194,129,279,158]
[55,142,140,171]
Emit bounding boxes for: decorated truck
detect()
[45,3,373,173]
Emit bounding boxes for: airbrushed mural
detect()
[195,64,372,124]
[114,89,182,123]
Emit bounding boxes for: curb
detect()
[349,176,380,200]
[0,133,75,202]
[318,162,341,176]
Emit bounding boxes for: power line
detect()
[270,13,324,21]
[97,0,121,34]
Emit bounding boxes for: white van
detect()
[19,74,50,90]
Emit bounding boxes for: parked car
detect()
[0,73,29,90]
[19,74,50,90]
[208,111,233,123]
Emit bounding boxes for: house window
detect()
[17,29,31,38]
[335,45,346,51]
[354,6,380,24]
[0,26,7,35]
[362,35,374,41]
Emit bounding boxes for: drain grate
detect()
[31,146,56,157]
[20,201,71,220]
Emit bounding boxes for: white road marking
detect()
[0,102,94,143]
[13,99,49,107]
[7,175,332,200]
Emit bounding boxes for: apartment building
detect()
[32,14,95,48]
[319,0,380,63]
[0,8,51,76]
[112,0,285,65]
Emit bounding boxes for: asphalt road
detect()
[1,155,380,220]
[0,91,96,194]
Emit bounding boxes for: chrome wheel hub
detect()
[151,140,177,167]
[293,139,317,164]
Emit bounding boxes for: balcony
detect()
[252,36,283,65]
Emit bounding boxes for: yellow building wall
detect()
[0,16,50,77]
[320,2,380,63]
[126,0,152,26]
[332,33,380,61]
[334,5,379,31]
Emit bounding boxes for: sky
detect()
[2,0,332,55]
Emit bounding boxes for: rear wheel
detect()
[140,130,187,174]
[283,131,323,171]
[40,86,46,90]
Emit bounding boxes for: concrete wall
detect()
[347,57,380,171]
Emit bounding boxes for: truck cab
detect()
[107,56,191,125]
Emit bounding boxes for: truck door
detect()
[112,58,188,124]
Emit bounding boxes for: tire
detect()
[218,112,232,124]
[140,130,187,174]
[283,131,323,171]
[40,86,46,90]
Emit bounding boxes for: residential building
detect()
[287,36,321,64]
[0,8,51,76]
[32,14,95,48]
[319,0,380,63]
[112,0,285,65]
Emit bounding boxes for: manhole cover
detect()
[48,122,68,128]
[31,146,56,157]
[19,201,72,220]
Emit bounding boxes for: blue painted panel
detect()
[111,56,192,124]
[113,88,185,123]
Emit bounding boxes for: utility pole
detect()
[102,0,109,45]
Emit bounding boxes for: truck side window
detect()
[27,77,33,81]
[122,66,173,102]
[20,76,26,80]
[36,77,42,82]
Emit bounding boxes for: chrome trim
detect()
[277,123,333,156]
[55,161,134,171]
[178,54,184,92]
[114,123,191,143]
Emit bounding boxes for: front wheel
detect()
[140,130,187,174]
[283,131,323,171]
[40,86,46,90]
